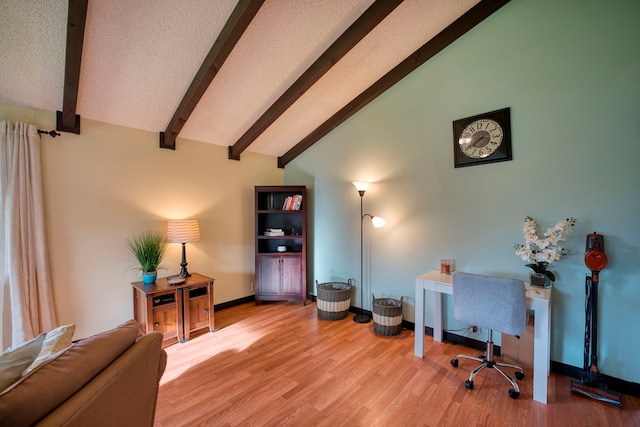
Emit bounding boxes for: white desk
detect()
[414,270,551,404]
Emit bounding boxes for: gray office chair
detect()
[449,271,527,399]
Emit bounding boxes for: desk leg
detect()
[433,291,443,342]
[532,303,549,404]
[414,281,425,357]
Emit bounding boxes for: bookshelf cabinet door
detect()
[281,256,302,295]
[257,255,281,296]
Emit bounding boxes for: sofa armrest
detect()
[38,332,166,427]
[0,320,139,427]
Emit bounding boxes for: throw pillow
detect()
[28,324,76,372]
[0,333,46,391]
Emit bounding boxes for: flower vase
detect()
[529,272,549,288]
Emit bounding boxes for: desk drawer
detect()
[420,280,436,291]
[435,283,452,294]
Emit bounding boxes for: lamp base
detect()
[353,313,371,323]
[178,243,191,277]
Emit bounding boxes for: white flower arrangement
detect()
[514,216,576,281]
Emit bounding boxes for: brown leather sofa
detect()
[0,319,167,427]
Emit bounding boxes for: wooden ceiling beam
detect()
[227,0,404,161]
[57,0,88,134]
[278,0,511,168]
[160,0,265,150]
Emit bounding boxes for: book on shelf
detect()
[264,228,284,236]
[281,194,303,211]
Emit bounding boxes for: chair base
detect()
[450,330,525,399]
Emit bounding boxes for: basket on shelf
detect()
[316,280,353,320]
[372,295,403,336]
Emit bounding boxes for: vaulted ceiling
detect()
[1,0,510,167]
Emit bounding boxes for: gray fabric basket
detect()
[316,280,352,320]
[372,295,403,336]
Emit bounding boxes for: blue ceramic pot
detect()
[142,271,157,284]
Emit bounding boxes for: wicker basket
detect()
[372,295,403,336]
[316,280,352,320]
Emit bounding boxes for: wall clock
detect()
[452,107,512,168]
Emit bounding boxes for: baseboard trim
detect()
[214,295,255,311]
[214,293,316,311]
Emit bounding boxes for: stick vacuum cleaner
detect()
[570,232,622,408]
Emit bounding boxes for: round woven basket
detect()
[372,295,403,336]
[316,280,352,320]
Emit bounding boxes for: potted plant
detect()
[126,230,168,284]
[514,216,576,287]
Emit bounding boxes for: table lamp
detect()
[167,219,200,277]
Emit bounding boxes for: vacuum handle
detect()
[584,276,592,371]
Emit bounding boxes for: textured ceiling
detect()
[1,0,481,160]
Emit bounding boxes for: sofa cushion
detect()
[0,319,139,427]
[0,333,46,391]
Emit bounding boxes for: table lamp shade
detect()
[167,220,200,243]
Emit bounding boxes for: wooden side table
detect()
[132,272,215,347]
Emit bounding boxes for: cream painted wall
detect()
[0,101,282,339]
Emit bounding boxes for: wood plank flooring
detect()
[155,301,639,426]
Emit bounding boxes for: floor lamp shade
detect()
[352,182,370,193]
[167,220,200,277]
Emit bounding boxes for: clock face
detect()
[452,108,512,168]
[458,119,503,159]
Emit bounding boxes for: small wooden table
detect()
[132,273,215,347]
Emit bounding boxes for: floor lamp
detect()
[353,182,386,323]
[167,219,200,277]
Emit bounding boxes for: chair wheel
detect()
[465,380,474,390]
[515,371,525,380]
[508,389,520,399]
[450,359,458,368]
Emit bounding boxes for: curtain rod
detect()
[38,129,61,138]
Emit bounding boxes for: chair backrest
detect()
[452,272,526,336]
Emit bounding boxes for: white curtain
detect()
[0,121,56,350]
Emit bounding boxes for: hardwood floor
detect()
[155,302,639,426]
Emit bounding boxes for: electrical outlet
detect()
[250,282,254,292]
[472,325,478,333]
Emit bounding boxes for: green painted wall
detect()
[285,0,640,383]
